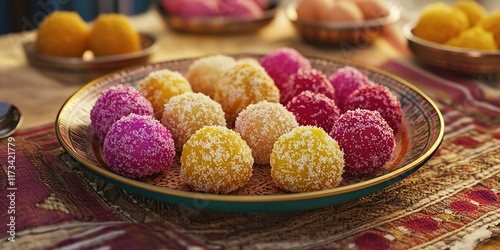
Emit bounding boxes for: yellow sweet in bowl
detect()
[35,11,89,57]
[413,2,469,44]
[482,11,500,49]
[453,0,487,26]
[445,26,497,51]
[88,13,141,57]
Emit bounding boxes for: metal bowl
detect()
[404,22,500,77]
[286,0,400,46]
[158,1,279,34]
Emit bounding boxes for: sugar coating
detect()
[213,61,280,126]
[137,69,193,119]
[186,54,236,98]
[345,83,403,133]
[90,84,154,142]
[328,66,372,112]
[103,114,175,179]
[181,126,254,194]
[329,109,395,175]
[280,68,335,105]
[260,47,311,95]
[270,126,344,193]
[234,101,298,164]
[286,91,340,133]
[162,92,226,152]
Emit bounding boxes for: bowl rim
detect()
[286,0,401,29]
[403,22,500,56]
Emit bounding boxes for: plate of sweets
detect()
[158,0,280,34]
[405,1,500,76]
[23,11,158,72]
[56,47,444,213]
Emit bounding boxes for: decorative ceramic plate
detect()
[55,55,444,213]
[23,33,159,72]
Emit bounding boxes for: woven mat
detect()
[1,95,499,249]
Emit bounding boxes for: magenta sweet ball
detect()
[345,83,403,133]
[219,0,263,18]
[286,90,340,133]
[103,114,176,179]
[329,109,395,175]
[260,47,311,96]
[280,68,335,105]
[90,85,154,142]
[328,66,372,112]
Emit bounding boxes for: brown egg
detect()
[296,0,333,21]
[354,0,389,19]
[321,0,363,22]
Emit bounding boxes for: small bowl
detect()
[404,23,500,77]
[158,1,279,34]
[286,0,400,46]
[23,33,159,72]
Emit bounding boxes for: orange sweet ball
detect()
[35,11,89,57]
[213,61,280,126]
[413,2,469,44]
[88,13,141,57]
[482,11,500,48]
[181,126,254,194]
[453,0,487,26]
[137,69,193,119]
[234,101,298,164]
[270,126,344,193]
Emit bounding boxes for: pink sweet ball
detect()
[103,114,175,179]
[219,0,263,18]
[329,109,395,175]
[280,68,335,105]
[328,66,372,112]
[90,85,154,142]
[286,91,340,133]
[345,83,403,133]
[251,0,269,10]
[260,47,311,96]
[178,0,219,18]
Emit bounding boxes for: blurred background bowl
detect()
[286,0,400,46]
[158,0,279,34]
[404,22,500,77]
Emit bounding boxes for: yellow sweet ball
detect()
[213,61,280,127]
[35,11,89,57]
[482,11,500,49]
[453,0,487,26]
[88,13,140,57]
[413,2,469,44]
[445,26,497,51]
[181,126,254,194]
[270,126,344,193]
[137,69,193,119]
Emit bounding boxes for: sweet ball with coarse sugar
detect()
[280,68,335,105]
[137,69,193,119]
[161,92,226,151]
[329,109,395,175]
[344,83,403,133]
[181,126,254,194]
[328,66,372,112]
[260,47,311,95]
[186,54,236,98]
[90,84,154,141]
[213,61,280,126]
[234,101,298,165]
[103,114,175,179]
[270,126,344,193]
[286,91,340,133]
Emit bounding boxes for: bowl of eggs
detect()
[404,1,500,77]
[158,0,279,34]
[286,0,400,46]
